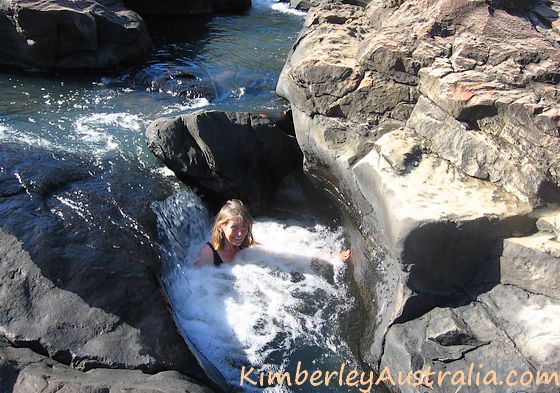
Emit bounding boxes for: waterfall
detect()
[152,188,363,392]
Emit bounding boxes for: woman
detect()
[193,199,255,267]
[193,199,351,267]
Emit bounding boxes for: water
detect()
[0,1,379,391]
[153,189,371,393]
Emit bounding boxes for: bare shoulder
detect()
[193,244,214,267]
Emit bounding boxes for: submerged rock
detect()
[0,0,152,71]
[277,0,560,387]
[146,110,302,212]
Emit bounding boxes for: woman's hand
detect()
[339,249,351,262]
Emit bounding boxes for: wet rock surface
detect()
[277,0,560,389]
[0,144,209,387]
[0,0,152,71]
[146,110,302,212]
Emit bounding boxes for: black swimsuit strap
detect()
[206,242,223,266]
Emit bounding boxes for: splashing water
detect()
[153,189,365,392]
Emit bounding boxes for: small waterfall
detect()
[152,189,365,392]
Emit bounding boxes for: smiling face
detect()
[221,217,248,248]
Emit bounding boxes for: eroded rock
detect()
[0,144,206,380]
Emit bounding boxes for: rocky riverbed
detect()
[2,0,560,392]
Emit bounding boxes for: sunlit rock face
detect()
[0,0,152,71]
[277,0,560,388]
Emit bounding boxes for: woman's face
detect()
[221,217,247,247]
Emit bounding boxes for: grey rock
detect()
[381,293,559,393]
[146,110,302,212]
[407,96,550,204]
[277,0,560,386]
[0,337,213,393]
[477,284,560,372]
[0,0,152,71]
[500,233,560,299]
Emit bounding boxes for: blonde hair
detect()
[210,199,254,251]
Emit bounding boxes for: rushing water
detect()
[153,187,371,392]
[0,1,382,392]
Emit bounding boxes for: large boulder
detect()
[122,0,251,16]
[276,0,560,384]
[0,144,208,384]
[146,110,302,212]
[0,0,152,71]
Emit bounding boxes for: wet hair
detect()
[210,199,254,251]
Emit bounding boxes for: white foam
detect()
[160,98,210,116]
[271,2,307,16]
[73,112,146,155]
[0,123,54,149]
[154,190,353,391]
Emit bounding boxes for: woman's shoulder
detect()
[193,243,214,267]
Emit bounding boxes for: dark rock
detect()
[0,0,152,71]
[0,144,207,381]
[0,336,213,393]
[112,65,217,100]
[146,110,303,212]
[122,0,251,16]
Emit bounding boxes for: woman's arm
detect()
[193,244,214,267]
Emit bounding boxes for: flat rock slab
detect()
[476,284,560,371]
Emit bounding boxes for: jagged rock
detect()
[146,110,302,212]
[0,0,152,71]
[122,0,251,15]
[536,212,560,241]
[382,285,560,393]
[0,337,213,393]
